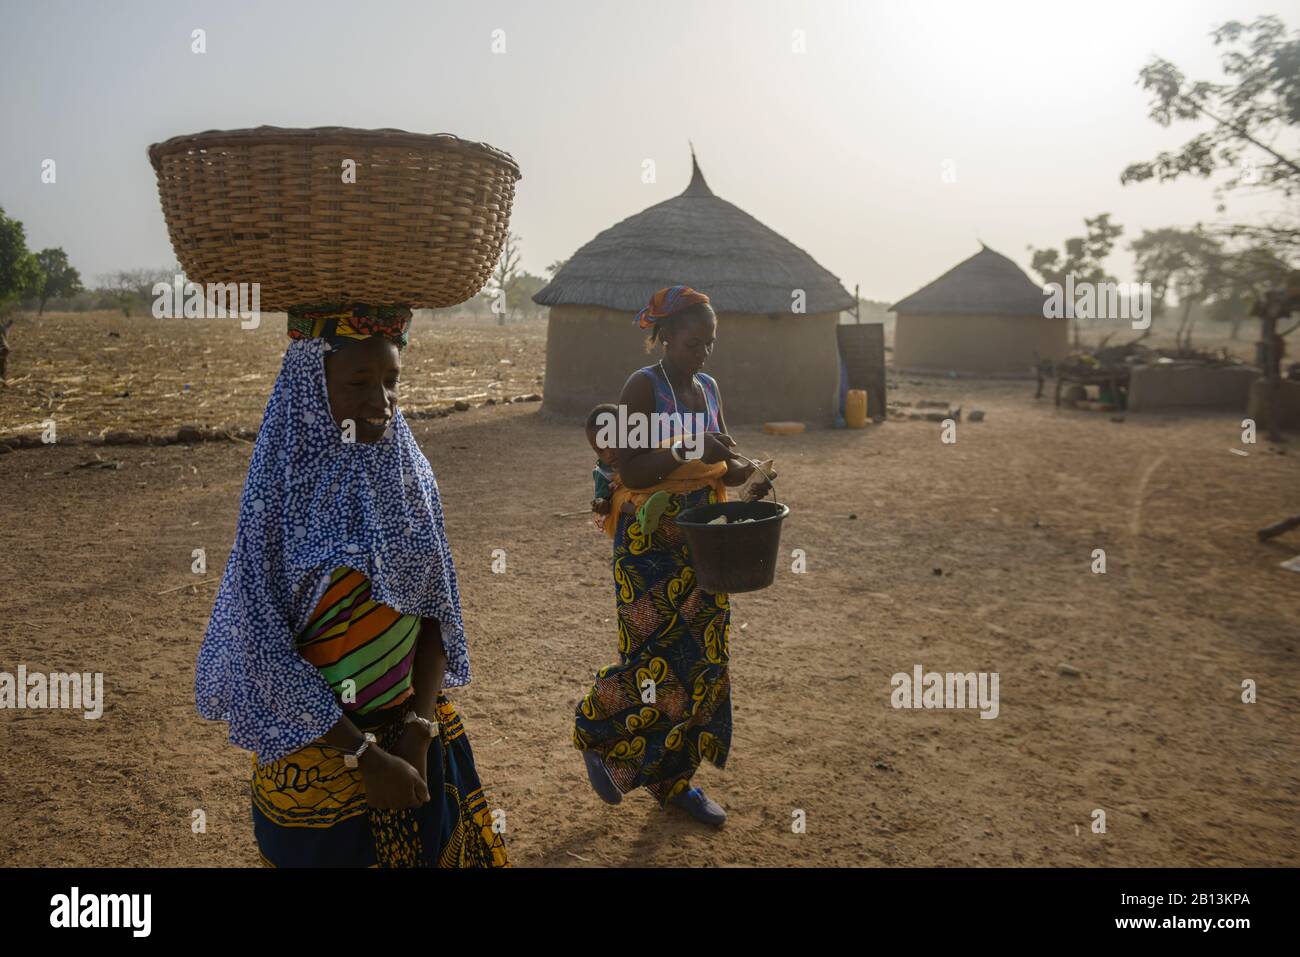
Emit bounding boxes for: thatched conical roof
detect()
[890,245,1047,317]
[534,156,855,315]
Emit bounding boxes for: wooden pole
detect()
[1258,514,1300,542]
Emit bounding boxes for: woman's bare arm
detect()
[713,384,753,486]
[409,617,448,720]
[318,714,369,752]
[614,371,684,488]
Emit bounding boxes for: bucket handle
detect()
[731,452,780,508]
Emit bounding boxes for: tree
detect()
[1129,227,1223,350]
[1253,279,1300,442]
[99,266,175,317]
[1029,213,1124,347]
[1120,17,1300,444]
[33,247,83,315]
[546,258,568,279]
[101,271,140,317]
[1121,15,1300,256]
[0,207,42,317]
[1205,244,1295,338]
[508,271,547,319]
[490,233,521,326]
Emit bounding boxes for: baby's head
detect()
[585,403,620,467]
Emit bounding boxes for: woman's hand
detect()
[727,458,756,482]
[745,476,774,501]
[359,746,430,809]
[391,724,430,784]
[700,432,738,465]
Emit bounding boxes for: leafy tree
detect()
[508,271,547,317]
[1121,16,1299,437]
[98,266,176,317]
[1029,213,1124,346]
[33,247,83,315]
[101,271,140,317]
[0,207,42,316]
[1129,227,1224,350]
[1205,244,1295,338]
[1121,15,1300,255]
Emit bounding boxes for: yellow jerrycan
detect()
[845,389,868,428]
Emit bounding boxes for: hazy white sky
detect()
[1,0,1293,302]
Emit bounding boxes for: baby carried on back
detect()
[583,401,771,538]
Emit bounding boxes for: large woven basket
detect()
[148,126,522,310]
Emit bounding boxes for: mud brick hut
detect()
[890,244,1066,377]
[533,156,856,424]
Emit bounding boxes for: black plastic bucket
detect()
[676,500,790,594]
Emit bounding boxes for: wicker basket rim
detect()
[147,125,521,179]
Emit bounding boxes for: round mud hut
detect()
[890,244,1064,377]
[533,157,856,424]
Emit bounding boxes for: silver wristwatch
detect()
[343,732,377,768]
[404,711,437,738]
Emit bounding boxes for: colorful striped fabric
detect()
[296,567,420,715]
[634,285,710,329]
[286,304,413,350]
[251,695,509,868]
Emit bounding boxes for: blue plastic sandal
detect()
[669,786,726,826]
[582,750,622,805]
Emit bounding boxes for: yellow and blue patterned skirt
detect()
[574,484,733,806]
[252,695,508,867]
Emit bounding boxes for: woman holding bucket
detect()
[574,285,769,826]
[196,307,507,867]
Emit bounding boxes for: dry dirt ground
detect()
[1,314,1298,867]
[0,311,546,440]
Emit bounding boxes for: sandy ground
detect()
[1,315,1298,867]
[0,311,546,440]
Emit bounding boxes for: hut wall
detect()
[542,305,841,425]
[893,313,1068,377]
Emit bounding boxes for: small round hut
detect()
[533,157,856,424]
[890,244,1064,377]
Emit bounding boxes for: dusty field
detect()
[0,311,546,441]
[1,315,1298,867]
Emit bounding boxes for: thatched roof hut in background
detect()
[534,156,855,424]
[890,244,1065,377]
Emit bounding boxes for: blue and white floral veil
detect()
[196,336,470,765]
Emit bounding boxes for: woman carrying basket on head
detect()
[196,306,507,867]
[573,286,770,826]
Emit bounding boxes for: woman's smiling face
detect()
[323,335,401,443]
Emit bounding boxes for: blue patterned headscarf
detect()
[195,337,470,766]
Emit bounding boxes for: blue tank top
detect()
[636,364,721,438]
